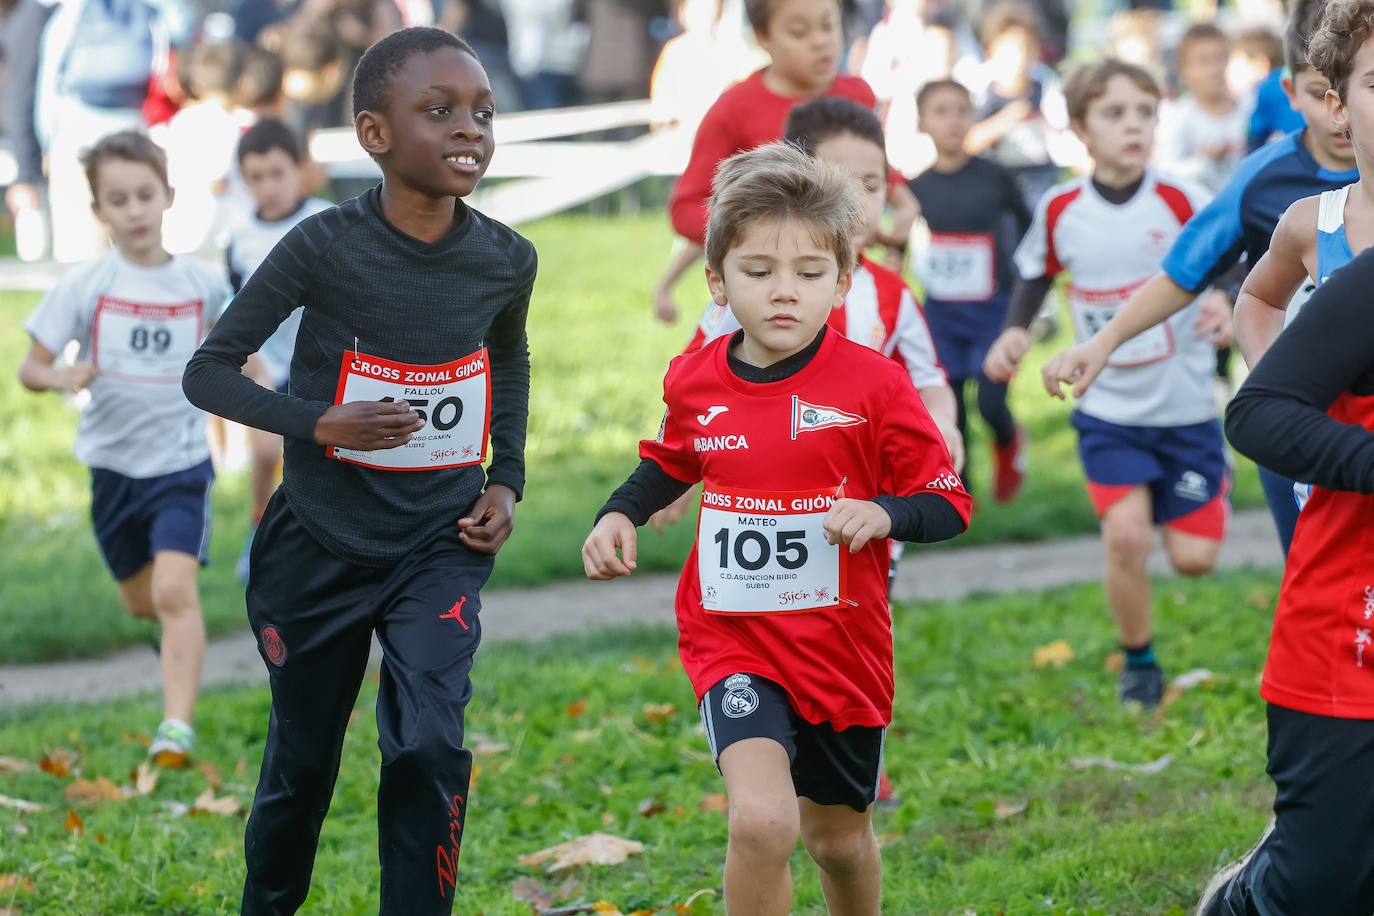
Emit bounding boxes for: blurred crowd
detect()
[0,0,1301,263]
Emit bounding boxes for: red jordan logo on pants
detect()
[439,596,469,630]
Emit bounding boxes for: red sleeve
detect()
[668,89,751,245]
[877,363,972,521]
[638,356,704,483]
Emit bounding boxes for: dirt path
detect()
[0,509,1283,706]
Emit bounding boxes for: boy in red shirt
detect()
[652,0,917,323]
[585,141,970,915]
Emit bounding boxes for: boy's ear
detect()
[164,184,175,208]
[832,267,852,308]
[1280,70,1296,104]
[705,264,729,306]
[1326,87,1348,135]
[355,110,390,157]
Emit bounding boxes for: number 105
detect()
[712,528,809,571]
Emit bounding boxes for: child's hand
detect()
[458,485,516,554]
[313,399,424,449]
[59,362,97,393]
[823,499,892,553]
[983,328,1030,382]
[582,512,638,579]
[1040,339,1109,400]
[647,488,694,533]
[1195,289,1234,348]
[653,286,679,324]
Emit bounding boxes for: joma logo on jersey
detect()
[695,435,749,452]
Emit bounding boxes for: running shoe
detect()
[1195,817,1276,915]
[148,719,196,758]
[992,426,1027,504]
[1117,664,1165,708]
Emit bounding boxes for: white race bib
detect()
[1069,282,1174,368]
[92,295,204,383]
[328,349,490,471]
[697,484,848,614]
[918,232,995,301]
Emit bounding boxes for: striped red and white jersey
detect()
[1014,169,1216,427]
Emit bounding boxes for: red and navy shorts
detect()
[1071,411,1229,540]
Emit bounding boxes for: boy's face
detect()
[90,159,172,260]
[987,28,1035,84]
[706,216,851,368]
[1179,37,1229,100]
[1327,37,1374,169]
[757,0,843,95]
[812,132,886,250]
[241,147,303,222]
[918,86,974,156]
[1286,67,1354,165]
[1072,74,1158,181]
[359,47,496,200]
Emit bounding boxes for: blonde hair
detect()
[704,141,863,274]
[1307,0,1374,99]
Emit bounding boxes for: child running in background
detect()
[1155,23,1249,195]
[18,130,230,759]
[984,60,1229,709]
[1031,0,1356,559]
[222,117,332,581]
[584,141,970,916]
[652,0,917,323]
[183,28,536,914]
[910,77,1031,502]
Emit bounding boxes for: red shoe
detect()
[876,771,897,806]
[992,426,1026,504]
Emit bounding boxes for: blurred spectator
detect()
[154,39,249,253]
[1237,23,1302,150]
[274,17,350,133]
[578,0,666,104]
[501,0,588,109]
[648,0,763,130]
[1108,8,1167,90]
[1156,22,1247,193]
[858,0,954,176]
[439,0,523,111]
[2,0,58,260]
[237,42,288,119]
[956,1,1073,210]
[230,0,301,43]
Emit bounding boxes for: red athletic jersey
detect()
[1262,389,1374,718]
[668,69,879,246]
[641,331,971,728]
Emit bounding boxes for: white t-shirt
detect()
[223,197,332,386]
[1014,170,1216,427]
[24,248,230,477]
[1155,94,1250,194]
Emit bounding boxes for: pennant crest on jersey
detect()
[790,396,866,439]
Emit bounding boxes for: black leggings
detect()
[951,375,1015,448]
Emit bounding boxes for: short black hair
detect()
[782,97,886,160]
[351,27,479,119]
[238,117,303,165]
[916,78,972,115]
[236,44,284,110]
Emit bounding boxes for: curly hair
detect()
[1307,0,1374,99]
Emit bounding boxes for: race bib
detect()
[328,349,490,471]
[91,295,203,383]
[918,232,995,301]
[1069,284,1174,368]
[697,484,848,614]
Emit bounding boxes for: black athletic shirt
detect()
[184,186,537,566]
[908,156,1031,299]
[598,328,967,543]
[1225,247,1374,491]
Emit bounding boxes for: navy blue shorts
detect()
[923,295,1009,382]
[1071,411,1229,534]
[699,673,885,813]
[89,459,215,581]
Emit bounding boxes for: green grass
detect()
[0,213,1265,662]
[0,568,1281,914]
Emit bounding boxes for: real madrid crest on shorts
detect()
[721,673,759,718]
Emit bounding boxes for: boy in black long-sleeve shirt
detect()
[182,27,535,916]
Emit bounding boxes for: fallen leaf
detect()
[64,777,125,804]
[151,750,191,770]
[0,874,33,893]
[641,703,676,725]
[601,811,616,826]
[523,794,542,807]
[64,810,84,834]
[197,760,222,790]
[699,793,728,814]
[160,801,190,818]
[132,762,159,797]
[517,832,646,872]
[1067,753,1173,774]
[469,736,510,756]
[994,798,1029,819]
[566,699,588,718]
[234,757,248,777]
[511,875,554,910]
[0,796,41,814]
[1032,639,1074,669]
[0,758,35,775]
[39,748,77,778]
[9,823,29,836]
[0,908,21,916]
[592,905,624,914]
[637,796,666,818]
[191,788,242,817]
[123,732,151,747]
[1104,651,1125,674]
